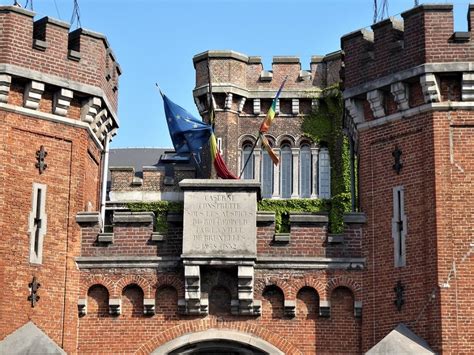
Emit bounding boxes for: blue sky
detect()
[13,0,472,148]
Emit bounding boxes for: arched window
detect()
[280,144,292,198]
[300,145,311,198]
[319,147,331,198]
[261,150,274,198]
[242,144,254,179]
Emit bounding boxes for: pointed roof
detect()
[0,321,66,354]
[366,323,435,355]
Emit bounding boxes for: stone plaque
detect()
[180,180,259,258]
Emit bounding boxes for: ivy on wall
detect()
[127,201,183,233]
[301,85,352,233]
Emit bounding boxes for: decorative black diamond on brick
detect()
[28,276,41,308]
[394,280,405,312]
[35,145,48,174]
[392,146,402,174]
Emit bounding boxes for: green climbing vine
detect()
[301,84,352,233]
[127,201,183,233]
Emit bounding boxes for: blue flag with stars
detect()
[162,94,212,162]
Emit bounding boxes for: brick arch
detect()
[115,275,152,298]
[296,135,315,148]
[238,134,257,147]
[80,275,114,298]
[325,275,362,301]
[293,276,326,300]
[155,274,184,299]
[276,134,296,148]
[255,277,294,300]
[135,319,303,355]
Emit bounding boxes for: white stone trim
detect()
[462,72,474,101]
[345,98,365,124]
[53,88,73,116]
[367,89,385,118]
[24,81,44,110]
[253,148,261,182]
[275,98,280,114]
[224,93,233,109]
[272,148,281,198]
[81,97,102,123]
[311,147,319,198]
[237,97,246,112]
[0,74,11,103]
[292,98,299,115]
[311,98,319,112]
[0,102,103,149]
[253,98,260,115]
[390,82,409,111]
[0,63,118,123]
[420,73,440,103]
[28,183,47,264]
[151,329,284,355]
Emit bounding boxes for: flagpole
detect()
[238,135,260,179]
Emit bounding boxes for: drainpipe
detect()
[100,133,111,231]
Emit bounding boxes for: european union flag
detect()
[162,94,212,163]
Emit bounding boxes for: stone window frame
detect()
[392,185,407,267]
[28,183,47,264]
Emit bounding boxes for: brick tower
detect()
[343,4,474,353]
[193,50,340,195]
[0,6,120,353]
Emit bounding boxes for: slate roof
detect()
[109,147,173,174]
[0,321,66,354]
[366,323,435,355]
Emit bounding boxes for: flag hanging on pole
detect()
[259,77,287,133]
[260,132,279,165]
[162,93,212,163]
[210,133,239,179]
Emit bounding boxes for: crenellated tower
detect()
[0,6,120,353]
[193,50,341,199]
[343,4,474,353]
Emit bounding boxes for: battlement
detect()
[193,50,341,102]
[342,4,474,88]
[0,6,120,113]
[0,6,121,146]
[109,164,196,202]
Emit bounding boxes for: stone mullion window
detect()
[318,148,331,199]
[28,183,47,264]
[242,145,254,179]
[261,150,274,198]
[299,145,312,198]
[280,145,292,199]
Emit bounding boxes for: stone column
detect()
[291,147,299,198]
[272,148,281,198]
[254,148,261,181]
[311,147,319,198]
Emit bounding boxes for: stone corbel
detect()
[237,266,258,315]
[53,88,73,116]
[225,93,233,110]
[78,298,87,316]
[319,300,330,317]
[311,99,319,112]
[91,109,107,133]
[184,265,205,314]
[238,97,246,112]
[194,96,205,113]
[143,298,155,315]
[462,72,474,101]
[345,98,365,124]
[109,298,121,316]
[420,73,440,103]
[275,99,280,114]
[253,98,261,115]
[366,90,385,118]
[292,98,299,115]
[284,300,296,318]
[390,82,409,111]
[0,74,11,103]
[24,81,45,110]
[81,97,102,123]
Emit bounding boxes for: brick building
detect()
[0,3,473,355]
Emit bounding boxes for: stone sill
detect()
[274,233,290,243]
[33,39,48,51]
[97,232,113,243]
[67,49,81,61]
[150,232,165,242]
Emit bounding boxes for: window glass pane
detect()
[300,145,311,198]
[281,145,292,198]
[319,148,331,198]
[242,146,254,179]
[261,150,274,198]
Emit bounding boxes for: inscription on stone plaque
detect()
[182,188,257,257]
